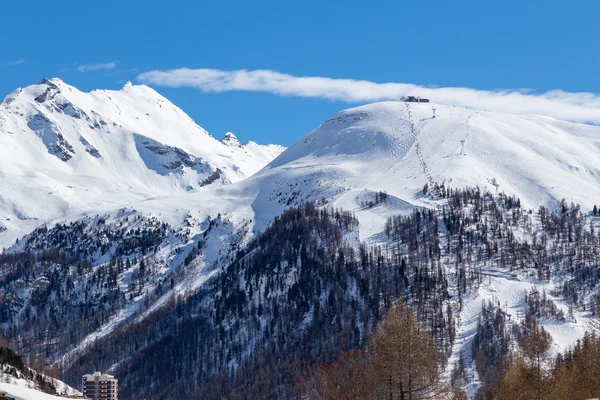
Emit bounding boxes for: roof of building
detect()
[82,372,117,381]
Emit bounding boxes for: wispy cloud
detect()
[2,59,26,66]
[137,68,600,124]
[77,61,118,72]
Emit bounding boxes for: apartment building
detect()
[82,371,118,400]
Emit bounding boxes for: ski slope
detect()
[265,101,600,214]
[185,100,600,242]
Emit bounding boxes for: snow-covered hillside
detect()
[0,78,284,248]
[125,100,600,244]
[0,358,82,400]
[256,101,600,219]
[0,375,82,400]
[0,383,82,400]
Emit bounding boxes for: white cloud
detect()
[137,68,600,124]
[77,61,118,72]
[1,59,26,66]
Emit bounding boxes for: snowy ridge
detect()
[0,78,284,248]
[5,83,600,251]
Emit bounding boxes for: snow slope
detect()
[0,78,284,248]
[0,365,82,400]
[152,100,600,242]
[4,81,599,250]
[262,101,600,215]
[0,382,82,400]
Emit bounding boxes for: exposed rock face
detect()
[221,132,242,147]
[27,113,75,161]
[134,134,211,173]
[33,79,61,103]
[79,136,101,158]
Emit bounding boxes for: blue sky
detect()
[2,0,599,146]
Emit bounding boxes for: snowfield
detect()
[123,99,600,245]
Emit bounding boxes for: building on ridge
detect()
[402,95,430,103]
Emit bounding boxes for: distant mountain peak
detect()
[37,77,56,85]
[221,132,241,147]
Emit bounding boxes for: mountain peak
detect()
[37,77,53,85]
[221,132,241,147]
[35,77,65,87]
[119,81,165,100]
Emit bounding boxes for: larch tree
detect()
[369,301,446,400]
[304,300,453,400]
[520,317,553,400]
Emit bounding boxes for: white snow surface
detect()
[271,101,600,213]
[0,382,82,400]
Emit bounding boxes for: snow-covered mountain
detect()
[4,81,599,252]
[257,100,600,212]
[4,80,600,398]
[0,78,284,248]
[130,100,600,244]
